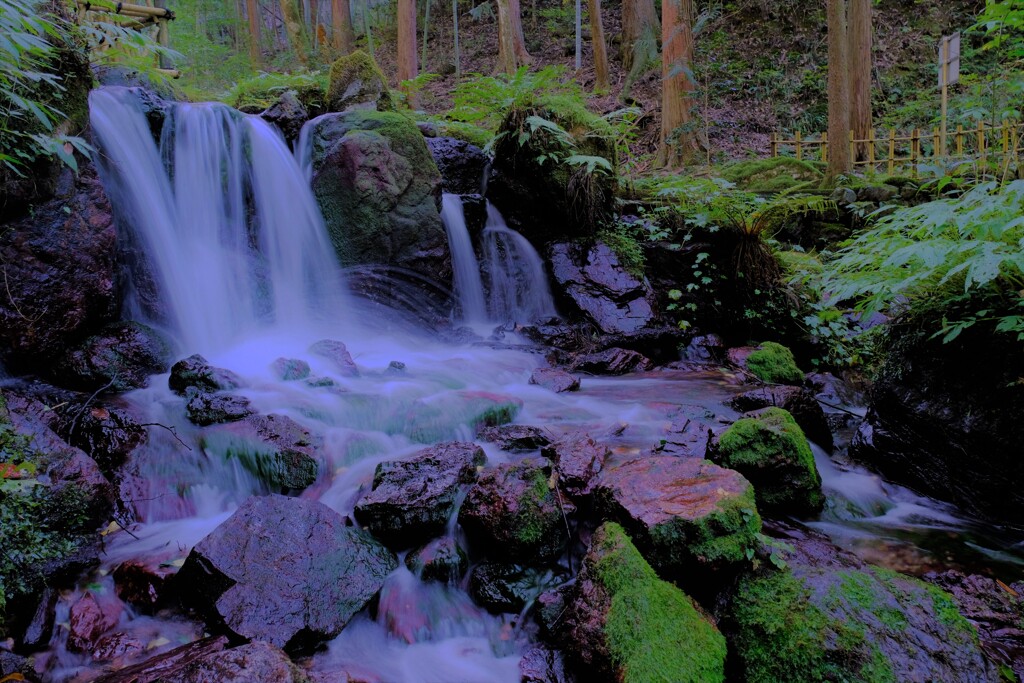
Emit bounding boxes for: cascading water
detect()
[480,202,557,324]
[440,194,488,323]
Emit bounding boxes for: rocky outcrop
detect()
[260,91,309,144]
[567,347,653,375]
[425,137,488,195]
[325,50,396,113]
[0,165,119,372]
[305,110,446,278]
[556,522,727,682]
[652,405,717,459]
[353,441,485,547]
[176,495,397,653]
[549,242,657,335]
[56,321,171,392]
[476,424,551,452]
[185,390,253,426]
[200,414,321,491]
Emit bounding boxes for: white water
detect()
[481,202,557,325]
[440,194,487,323]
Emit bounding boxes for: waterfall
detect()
[89,87,347,355]
[440,194,487,323]
[480,202,557,324]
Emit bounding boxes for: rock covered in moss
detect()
[591,456,761,577]
[305,110,446,278]
[735,342,804,385]
[558,522,726,682]
[200,414,321,491]
[728,384,833,451]
[458,458,568,562]
[715,407,824,515]
[354,441,484,547]
[55,321,171,392]
[727,523,997,683]
[326,50,396,113]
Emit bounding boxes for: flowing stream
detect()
[36,87,1023,682]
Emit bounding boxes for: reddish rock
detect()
[542,432,608,497]
[113,560,174,611]
[68,592,123,652]
[476,424,550,452]
[529,367,580,393]
[310,339,359,376]
[653,406,717,459]
[568,348,653,376]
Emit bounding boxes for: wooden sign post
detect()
[939,32,961,157]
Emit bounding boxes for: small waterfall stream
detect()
[440,194,488,323]
[481,202,557,324]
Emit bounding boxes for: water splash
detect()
[480,202,557,324]
[440,194,487,323]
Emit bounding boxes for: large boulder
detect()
[305,110,446,278]
[714,407,825,515]
[260,90,309,145]
[652,405,718,459]
[591,457,761,579]
[730,342,805,385]
[556,522,727,682]
[325,50,396,113]
[549,241,657,335]
[200,414,321,491]
[55,321,171,392]
[425,137,488,195]
[0,165,119,372]
[726,522,998,682]
[176,495,397,652]
[728,384,833,451]
[353,441,485,547]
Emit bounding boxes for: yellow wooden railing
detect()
[74,0,179,77]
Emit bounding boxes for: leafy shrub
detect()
[449,65,585,132]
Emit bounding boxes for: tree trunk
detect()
[589,0,609,91]
[310,0,320,48]
[495,0,532,74]
[332,0,355,53]
[397,0,418,99]
[849,0,872,162]
[246,0,262,65]
[658,0,695,168]
[622,0,658,72]
[280,0,309,65]
[453,0,460,77]
[422,0,431,70]
[575,0,582,70]
[827,0,851,178]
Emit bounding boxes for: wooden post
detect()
[887,129,895,175]
[868,129,876,166]
[770,132,778,158]
[1003,122,1010,157]
[956,124,964,156]
[978,121,986,165]
[821,131,827,163]
[911,128,920,176]
[154,0,172,70]
[796,130,803,161]
[849,129,855,164]
[933,127,940,160]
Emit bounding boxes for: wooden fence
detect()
[770,121,1023,175]
[74,0,178,77]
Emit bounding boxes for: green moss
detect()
[717,407,823,513]
[591,523,727,683]
[227,71,328,112]
[745,341,804,384]
[720,157,825,192]
[514,467,554,546]
[438,120,494,149]
[326,50,395,112]
[597,226,646,278]
[872,566,977,644]
[833,570,908,631]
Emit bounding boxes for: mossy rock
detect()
[745,342,804,385]
[326,50,396,113]
[437,120,493,149]
[729,559,995,682]
[559,522,727,682]
[716,407,824,514]
[720,157,825,192]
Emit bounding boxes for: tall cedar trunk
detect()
[332,0,355,53]
[246,0,262,64]
[621,0,658,72]
[589,0,609,91]
[453,0,460,76]
[280,0,309,64]
[397,0,418,99]
[310,0,319,47]
[827,0,851,178]
[496,0,532,74]
[658,0,695,168]
[849,0,872,162]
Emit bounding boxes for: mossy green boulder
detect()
[326,50,396,113]
[559,522,727,682]
[716,407,824,514]
[745,341,804,385]
[591,456,762,578]
[728,537,996,682]
[305,110,446,278]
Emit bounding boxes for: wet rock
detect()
[176,495,397,652]
[387,360,406,373]
[519,646,574,683]
[173,641,310,683]
[271,357,311,381]
[728,384,833,451]
[727,521,998,683]
[405,537,468,583]
[113,560,174,612]
[169,354,244,395]
[305,110,446,279]
[549,242,656,335]
[56,321,171,392]
[470,562,559,614]
[22,587,58,649]
[923,570,1024,678]
[304,376,336,388]
[476,424,551,452]
[459,458,568,562]
[517,321,584,350]
[326,50,396,113]
[567,347,653,375]
[425,137,488,195]
[353,441,485,547]
[308,339,359,376]
[92,632,146,662]
[591,457,761,577]
[185,390,254,426]
[679,333,725,363]
[68,592,123,652]
[201,414,321,491]
[729,342,804,385]
[653,405,717,459]
[556,522,726,681]
[0,165,119,371]
[529,367,580,393]
[714,407,824,515]
[261,90,308,144]
[541,432,608,497]
[0,651,39,683]
[90,635,229,683]
[52,398,148,476]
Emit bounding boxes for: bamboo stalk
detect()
[957,124,964,156]
[888,129,895,175]
[796,130,803,161]
[933,127,940,160]
[770,132,777,158]
[75,0,174,18]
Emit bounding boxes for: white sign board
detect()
[939,32,961,87]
